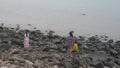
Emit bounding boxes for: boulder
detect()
[110,49,118,56]
[24,60,34,68]
[88,51,108,61]
[115,59,120,66]
[95,62,104,68]
[0,66,9,68]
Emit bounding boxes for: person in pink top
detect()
[24,30,30,51]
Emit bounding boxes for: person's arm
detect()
[24,34,26,37]
[28,33,29,37]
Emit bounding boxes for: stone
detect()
[43,46,50,52]
[53,39,61,44]
[95,62,104,68]
[115,41,120,46]
[34,60,44,68]
[81,44,89,50]
[90,61,99,67]
[0,59,4,66]
[52,53,61,58]
[71,56,80,68]
[0,66,9,68]
[10,56,25,63]
[1,26,120,68]
[104,62,115,68]
[0,44,11,51]
[115,59,120,66]
[88,51,108,61]
[24,60,34,68]
[110,49,118,55]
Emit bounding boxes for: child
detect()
[72,41,79,52]
[24,30,30,51]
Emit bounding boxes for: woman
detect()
[24,30,30,51]
[66,31,75,56]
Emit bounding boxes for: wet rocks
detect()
[95,62,104,68]
[115,59,120,66]
[0,26,120,68]
[88,51,108,61]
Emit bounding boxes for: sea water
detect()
[0,0,120,40]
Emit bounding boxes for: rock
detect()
[10,48,20,55]
[117,55,120,59]
[9,64,19,68]
[103,57,115,68]
[107,39,114,44]
[9,56,25,63]
[11,39,22,45]
[0,59,4,66]
[88,51,108,61]
[115,59,120,66]
[34,60,44,68]
[87,36,101,43]
[54,65,59,68]
[59,57,73,68]
[43,46,50,52]
[1,26,120,68]
[23,54,30,59]
[0,66,9,68]
[81,44,89,50]
[72,59,80,67]
[53,38,62,44]
[25,60,33,64]
[110,49,118,56]
[54,53,61,57]
[115,41,120,46]
[95,62,104,68]
[0,33,9,38]
[23,60,34,68]
[0,43,11,51]
[90,61,99,67]
[0,27,3,32]
[104,61,115,68]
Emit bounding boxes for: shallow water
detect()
[0,0,120,40]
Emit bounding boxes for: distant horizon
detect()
[1,23,119,41]
[0,0,120,40]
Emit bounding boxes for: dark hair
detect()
[69,31,74,37]
[25,30,29,37]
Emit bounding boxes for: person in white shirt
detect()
[24,30,30,51]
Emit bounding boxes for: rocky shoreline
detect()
[0,26,120,68]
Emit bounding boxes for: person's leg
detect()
[67,46,69,55]
[67,46,71,56]
[69,46,73,56]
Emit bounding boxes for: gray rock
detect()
[110,49,118,56]
[115,41,120,46]
[90,61,99,67]
[88,51,108,61]
[104,61,115,68]
[95,62,104,68]
[53,38,61,44]
[81,44,89,50]
[33,60,41,68]
[115,59,120,66]
[0,66,9,68]
[43,46,50,52]
[0,43,11,51]
[24,60,34,68]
